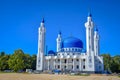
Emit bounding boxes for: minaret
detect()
[94,28,99,56]
[85,13,94,56]
[56,31,62,52]
[36,18,46,71]
[85,13,95,72]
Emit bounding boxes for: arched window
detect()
[76,65,79,69]
[64,66,66,69]
[64,59,67,63]
[76,59,79,61]
[75,49,77,51]
[72,48,74,51]
[83,59,85,62]
[83,65,85,69]
[58,65,60,69]
[72,59,73,62]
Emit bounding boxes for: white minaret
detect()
[85,13,94,56]
[94,28,99,56]
[56,31,62,52]
[85,13,95,72]
[36,18,46,71]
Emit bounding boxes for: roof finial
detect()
[94,24,98,32]
[59,30,61,35]
[88,7,92,17]
[42,17,45,23]
[88,12,92,17]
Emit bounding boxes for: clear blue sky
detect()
[0,0,120,56]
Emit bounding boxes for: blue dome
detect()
[48,50,56,56]
[61,37,83,48]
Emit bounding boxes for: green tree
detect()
[8,49,25,72]
[102,54,120,73]
[102,54,112,72]
[0,53,9,71]
[24,54,32,69]
[0,52,5,57]
[112,55,120,73]
[31,54,36,70]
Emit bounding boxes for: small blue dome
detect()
[48,50,56,56]
[61,37,83,48]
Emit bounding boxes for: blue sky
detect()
[0,0,120,56]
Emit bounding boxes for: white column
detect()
[73,59,74,71]
[48,59,49,70]
[60,59,61,70]
[67,58,68,70]
[81,59,83,71]
[54,59,56,69]
[79,59,81,71]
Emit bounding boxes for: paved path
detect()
[0,73,120,80]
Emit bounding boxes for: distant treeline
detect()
[0,49,120,73]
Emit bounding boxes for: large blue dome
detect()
[61,37,83,48]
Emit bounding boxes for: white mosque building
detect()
[36,13,104,73]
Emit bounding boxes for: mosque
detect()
[36,13,104,73]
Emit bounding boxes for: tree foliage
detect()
[0,52,9,71]
[111,55,120,73]
[102,54,120,73]
[8,49,25,72]
[31,55,36,70]
[0,50,36,72]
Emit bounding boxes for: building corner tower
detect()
[36,18,46,71]
[56,31,62,52]
[94,28,100,56]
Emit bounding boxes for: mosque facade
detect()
[36,13,104,73]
